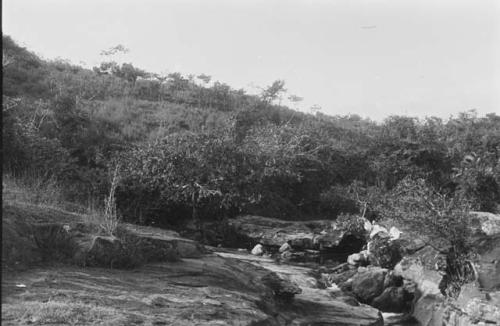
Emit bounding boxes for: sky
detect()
[3,0,500,121]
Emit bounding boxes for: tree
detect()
[261,80,287,105]
[197,74,211,85]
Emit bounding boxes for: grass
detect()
[3,169,121,237]
[101,165,120,236]
[2,172,64,209]
[2,300,122,325]
[82,165,121,237]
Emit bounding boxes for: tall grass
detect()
[100,165,120,236]
[2,171,63,208]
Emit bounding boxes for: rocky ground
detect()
[2,202,383,326]
[224,213,500,326]
[3,199,499,325]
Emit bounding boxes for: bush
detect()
[383,177,477,296]
[385,177,472,252]
[336,213,367,236]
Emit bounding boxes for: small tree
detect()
[260,80,286,105]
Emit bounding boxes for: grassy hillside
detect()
[3,34,499,231]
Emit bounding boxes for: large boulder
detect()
[393,245,447,325]
[469,211,500,236]
[393,245,447,296]
[371,286,412,313]
[473,234,500,291]
[351,266,388,303]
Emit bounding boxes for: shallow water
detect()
[216,248,421,326]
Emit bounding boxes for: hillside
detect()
[3,35,499,227]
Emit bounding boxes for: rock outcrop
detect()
[3,202,384,325]
[228,215,368,253]
[333,215,500,325]
[2,203,205,269]
[351,266,388,303]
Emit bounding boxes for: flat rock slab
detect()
[229,215,340,250]
[120,223,206,259]
[1,257,272,326]
[2,254,383,326]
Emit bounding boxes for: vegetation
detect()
[3,34,499,250]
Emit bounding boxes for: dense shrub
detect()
[384,177,472,253]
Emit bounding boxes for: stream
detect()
[214,247,420,326]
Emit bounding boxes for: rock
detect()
[229,215,367,252]
[261,272,302,302]
[84,235,135,268]
[347,251,369,266]
[352,267,388,303]
[279,242,292,253]
[281,250,293,261]
[384,271,403,288]
[389,226,401,240]
[474,235,500,291]
[368,233,403,269]
[2,205,42,269]
[216,251,383,325]
[402,280,417,299]
[393,246,446,297]
[392,246,458,326]
[371,287,410,313]
[328,267,358,286]
[370,225,388,239]
[289,293,384,325]
[229,215,327,250]
[4,202,384,326]
[315,229,348,248]
[119,223,205,259]
[339,278,353,293]
[394,236,427,255]
[464,297,500,324]
[348,253,362,266]
[470,211,500,236]
[413,293,500,326]
[364,219,373,233]
[338,295,360,306]
[251,243,264,256]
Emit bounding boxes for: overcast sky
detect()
[3,0,500,120]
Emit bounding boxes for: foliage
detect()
[336,213,367,236]
[2,34,499,235]
[384,177,472,252]
[260,80,287,104]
